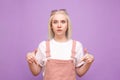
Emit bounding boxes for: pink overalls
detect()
[44,40,76,80]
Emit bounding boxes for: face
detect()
[51,13,68,38]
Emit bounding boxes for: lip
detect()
[57,29,62,31]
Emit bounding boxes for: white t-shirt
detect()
[35,39,85,67]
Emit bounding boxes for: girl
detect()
[26,9,94,80]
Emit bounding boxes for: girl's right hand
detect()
[26,49,38,64]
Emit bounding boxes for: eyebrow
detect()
[52,19,67,21]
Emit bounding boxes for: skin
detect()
[26,13,94,77]
[26,49,41,76]
[51,13,68,42]
[76,48,94,77]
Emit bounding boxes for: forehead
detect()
[52,13,67,20]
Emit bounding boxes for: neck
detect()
[54,35,68,42]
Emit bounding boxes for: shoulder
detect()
[38,40,54,49]
[38,40,46,49]
[74,40,83,48]
[73,40,83,52]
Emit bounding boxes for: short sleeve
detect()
[75,41,85,67]
[35,41,46,67]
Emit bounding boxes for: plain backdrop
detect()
[0,0,120,80]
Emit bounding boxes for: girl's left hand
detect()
[81,48,94,64]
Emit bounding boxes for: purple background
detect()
[0,0,120,80]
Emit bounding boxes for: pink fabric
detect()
[44,40,76,80]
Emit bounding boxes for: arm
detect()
[26,49,42,76]
[76,60,93,77]
[76,48,94,77]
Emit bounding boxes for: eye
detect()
[53,20,58,24]
[61,20,66,24]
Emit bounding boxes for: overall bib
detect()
[44,40,76,80]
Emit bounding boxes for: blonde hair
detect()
[48,9,72,40]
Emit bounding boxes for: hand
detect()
[26,49,38,64]
[81,48,94,64]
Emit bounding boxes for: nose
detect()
[57,22,61,28]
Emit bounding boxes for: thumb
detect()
[34,48,39,65]
[34,48,37,54]
[32,48,37,55]
[84,48,88,55]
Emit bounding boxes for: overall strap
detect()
[71,40,76,58]
[46,40,50,58]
